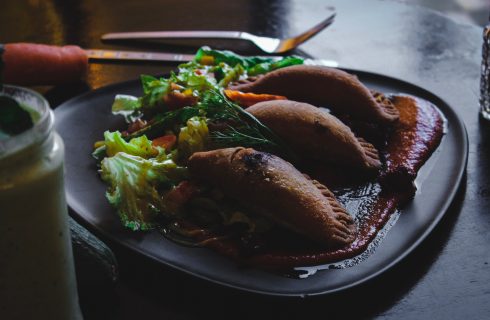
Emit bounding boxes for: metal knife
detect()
[85,49,338,67]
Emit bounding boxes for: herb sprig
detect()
[202,90,297,161]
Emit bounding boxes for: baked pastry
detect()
[188,147,356,248]
[230,65,399,124]
[247,100,382,171]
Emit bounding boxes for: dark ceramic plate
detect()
[54,69,467,296]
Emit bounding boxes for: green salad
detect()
[94,47,304,232]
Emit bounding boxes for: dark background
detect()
[1,0,489,319]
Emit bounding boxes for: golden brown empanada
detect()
[247,100,382,171]
[188,147,356,248]
[230,65,399,124]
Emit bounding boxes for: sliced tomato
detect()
[152,134,177,150]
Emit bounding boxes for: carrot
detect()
[152,134,176,150]
[224,89,287,107]
[2,43,88,86]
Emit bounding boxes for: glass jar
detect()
[0,85,83,320]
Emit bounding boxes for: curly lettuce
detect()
[101,152,187,231]
[172,67,217,93]
[140,75,171,108]
[177,116,209,158]
[103,131,156,158]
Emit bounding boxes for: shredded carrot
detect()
[224,89,287,107]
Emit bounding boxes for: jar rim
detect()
[0,85,53,159]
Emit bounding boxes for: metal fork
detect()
[101,11,336,54]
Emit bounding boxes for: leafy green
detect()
[125,89,294,158]
[111,94,142,123]
[211,125,277,149]
[103,131,156,158]
[247,56,304,76]
[193,46,304,77]
[172,68,217,93]
[126,106,202,140]
[194,46,272,69]
[139,75,170,108]
[92,145,107,162]
[101,152,187,231]
[199,90,296,160]
[177,116,209,159]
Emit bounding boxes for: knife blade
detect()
[85,49,338,67]
[85,49,195,63]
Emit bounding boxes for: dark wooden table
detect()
[2,0,489,319]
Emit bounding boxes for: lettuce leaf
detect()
[111,94,142,123]
[101,152,187,231]
[103,131,156,158]
[140,75,170,107]
[177,116,209,158]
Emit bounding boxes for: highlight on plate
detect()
[92,47,445,271]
